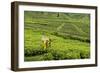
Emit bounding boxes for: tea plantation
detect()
[24,11,90,61]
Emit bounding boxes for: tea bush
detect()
[51,50,66,60]
[80,50,90,59]
[25,47,90,61]
[43,53,54,60]
[24,47,49,56]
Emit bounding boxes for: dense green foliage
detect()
[24,11,90,61]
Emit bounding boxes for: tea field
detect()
[24,11,90,61]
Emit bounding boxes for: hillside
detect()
[24,11,90,61]
[24,11,90,42]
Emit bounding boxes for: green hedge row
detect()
[25,48,90,61]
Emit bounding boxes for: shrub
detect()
[24,48,33,56]
[52,32,90,43]
[45,48,81,60]
[24,47,49,56]
[50,49,67,60]
[80,50,90,59]
[25,56,44,61]
[65,52,81,59]
[53,52,65,60]
[25,47,90,60]
[43,53,54,60]
[25,53,54,61]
